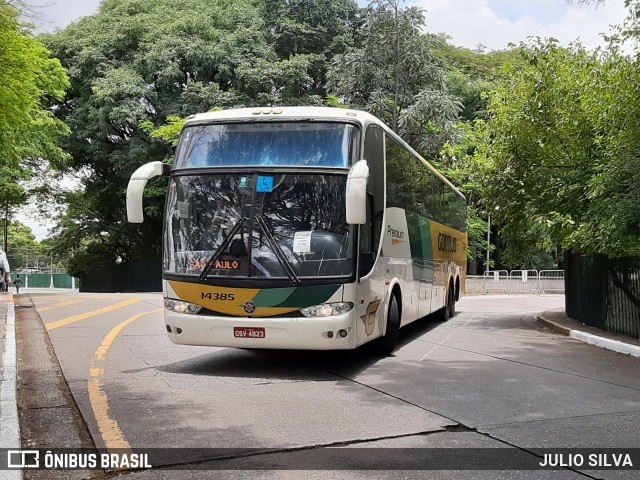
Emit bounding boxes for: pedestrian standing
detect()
[14,274,22,294]
[0,248,11,293]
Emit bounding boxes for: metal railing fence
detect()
[466,270,565,295]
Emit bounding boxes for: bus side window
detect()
[360,124,385,277]
[359,193,376,276]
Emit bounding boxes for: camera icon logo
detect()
[7,450,39,468]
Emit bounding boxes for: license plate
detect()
[234,327,265,338]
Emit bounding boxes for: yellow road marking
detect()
[45,298,142,331]
[38,299,83,313]
[88,308,163,451]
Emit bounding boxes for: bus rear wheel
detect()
[374,294,400,356]
[438,285,455,322]
[448,283,456,318]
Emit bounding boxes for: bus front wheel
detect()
[374,294,400,356]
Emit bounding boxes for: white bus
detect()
[127,107,467,354]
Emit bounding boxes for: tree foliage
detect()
[43,0,361,274]
[478,39,640,261]
[327,0,462,157]
[144,2,518,268]
[433,44,518,266]
[4,221,44,271]
[434,42,520,122]
[437,122,493,264]
[0,1,69,218]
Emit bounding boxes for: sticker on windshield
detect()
[177,201,189,218]
[293,231,312,254]
[239,176,249,188]
[256,176,274,192]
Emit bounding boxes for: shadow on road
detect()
[154,311,448,380]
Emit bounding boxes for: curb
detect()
[1,294,22,479]
[537,314,640,358]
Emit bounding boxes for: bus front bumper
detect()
[163,311,358,350]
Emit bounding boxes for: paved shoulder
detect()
[0,293,20,480]
[538,308,640,357]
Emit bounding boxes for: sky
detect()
[421,0,629,51]
[27,0,629,51]
[18,0,630,240]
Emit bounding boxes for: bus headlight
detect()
[164,299,202,314]
[300,302,354,317]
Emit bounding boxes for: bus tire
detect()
[448,283,456,318]
[375,294,400,356]
[438,286,453,322]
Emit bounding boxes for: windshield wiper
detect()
[198,217,245,282]
[256,215,301,285]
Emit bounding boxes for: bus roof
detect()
[184,107,465,201]
[184,106,378,126]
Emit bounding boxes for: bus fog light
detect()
[164,299,202,315]
[338,329,348,337]
[301,302,354,317]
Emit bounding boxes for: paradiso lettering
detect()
[437,233,457,253]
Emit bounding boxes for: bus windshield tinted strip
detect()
[175,122,358,168]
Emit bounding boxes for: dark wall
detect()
[565,253,607,329]
[565,252,640,339]
[79,257,162,293]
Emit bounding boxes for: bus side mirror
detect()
[127,161,170,223]
[346,159,369,225]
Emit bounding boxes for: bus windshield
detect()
[174,122,357,168]
[164,174,354,281]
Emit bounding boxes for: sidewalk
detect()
[538,308,640,357]
[1,292,22,478]
[11,287,79,294]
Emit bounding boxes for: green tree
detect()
[431,43,520,267]
[42,0,269,273]
[478,39,640,262]
[434,42,520,122]
[4,221,44,271]
[327,0,461,157]
[261,0,360,98]
[438,122,493,266]
[43,0,360,274]
[0,1,69,229]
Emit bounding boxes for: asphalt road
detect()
[15,292,640,479]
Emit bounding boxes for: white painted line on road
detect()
[420,314,474,361]
[1,294,23,479]
[570,330,640,358]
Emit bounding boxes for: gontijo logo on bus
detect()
[437,233,457,253]
[388,225,406,245]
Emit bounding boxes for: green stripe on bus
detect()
[252,287,297,307]
[406,212,433,260]
[259,284,340,308]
